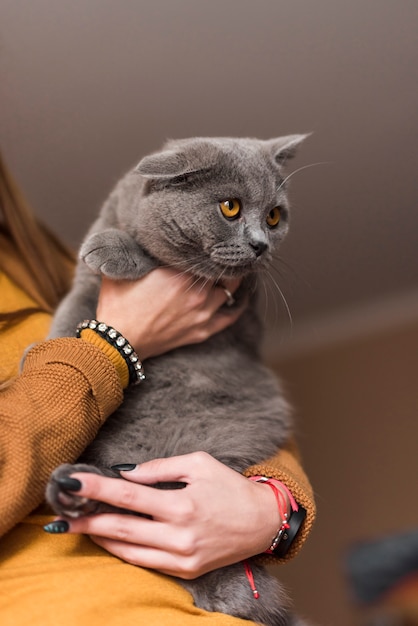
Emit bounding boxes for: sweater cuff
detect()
[80,329,129,389]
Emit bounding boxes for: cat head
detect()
[127,135,307,280]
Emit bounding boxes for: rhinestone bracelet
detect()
[76,320,145,385]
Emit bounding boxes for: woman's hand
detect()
[54,452,286,579]
[96,270,243,360]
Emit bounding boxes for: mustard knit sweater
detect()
[0,248,315,625]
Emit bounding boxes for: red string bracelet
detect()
[249,476,299,554]
[243,476,299,599]
[243,559,259,599]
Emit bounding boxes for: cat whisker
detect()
[177,259,221,292]
[264,268,293,333]
[215,266,230,288]
[198,276,213,294]
[186,274,207,294]
[276,161,330,193]
[270,254,314,293]
[270,254,297,278]
[269,261,299,289]
[258,274,270,325]
[249,276,258,297]
[258,273,278,327]
[160,264,198,283]
[160,255,207,272]
[159,256,214,283]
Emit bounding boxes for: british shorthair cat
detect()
[46,135,310,626]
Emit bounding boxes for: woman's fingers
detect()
[66,453,217,519]
[63,514,162,546]
[68,472,184,520]
[209,278,241,310]
[61,514,184,554]
[89,535,202,579]
[117,451,208,485]
[52,453,286,579]
[97,270,245,360]
[179,276,240,314]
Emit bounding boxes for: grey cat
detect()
[46,135,309,626]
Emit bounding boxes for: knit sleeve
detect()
[0,337,123,538]
[243,440,316,563]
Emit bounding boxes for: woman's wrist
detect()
[79,328,130,388]
[249,476,303,557]
[77,321,145,388]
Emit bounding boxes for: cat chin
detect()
[212,260,269,279]
[198,266,255,281]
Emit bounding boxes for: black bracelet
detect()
[272,505,307,558]
[76,320,145,386]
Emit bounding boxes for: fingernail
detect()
[43,520,69,534]
[110,464,137,472]
[56,477,82,492]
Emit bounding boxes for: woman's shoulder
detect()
[0,270,51,380]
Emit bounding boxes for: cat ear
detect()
[135,150,192,179]
[266,134,311,165]
[136,140,221,179]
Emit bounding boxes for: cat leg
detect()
[48,268,101,337]
[180,562,306,626]
[49,230,156,337]
[46,463,119,518]
[80,228,157,280]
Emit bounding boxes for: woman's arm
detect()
[0,338,123,538]
[0,269,241,537]
[46,445,316,578]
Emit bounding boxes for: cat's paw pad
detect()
[46,463,103,519]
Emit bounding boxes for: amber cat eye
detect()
[219,199,241,220]
[266,207,281,228]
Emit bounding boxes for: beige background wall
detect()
[267,318,418,626]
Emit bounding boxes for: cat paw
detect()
[46,463,105,518]
[80,229,152,279]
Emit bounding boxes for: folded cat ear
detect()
[135,150,192,179]
[266,133,311,165]
[136,140,221,179]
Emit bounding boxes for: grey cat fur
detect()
[47,135,309,626]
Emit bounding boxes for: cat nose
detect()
[249,240,268,257]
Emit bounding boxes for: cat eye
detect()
[219,199,241,220]
[266,207,281,228]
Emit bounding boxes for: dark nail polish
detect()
[56,477,82,492]
[43,520,69,534]
[110,464,137,472]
